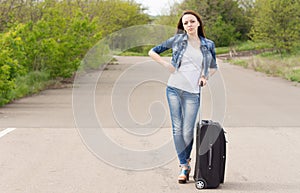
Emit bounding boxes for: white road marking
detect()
[0,128,16,138]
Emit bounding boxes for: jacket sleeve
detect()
[209,41,218,69]
[150,35,176,54]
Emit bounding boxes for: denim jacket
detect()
[151,33,218,78]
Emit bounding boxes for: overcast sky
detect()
[135,0,184,16]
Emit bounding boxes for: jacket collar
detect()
[182,33,207,46]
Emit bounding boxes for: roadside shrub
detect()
[287,69,300,83]
[0,0,149,106]
[12,71,51,99]
[208,16,239,47]
[0,25,27,106]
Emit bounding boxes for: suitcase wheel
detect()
[195,179,206,189]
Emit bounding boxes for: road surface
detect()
[0,56,300,193]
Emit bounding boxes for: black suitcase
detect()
[193,120,226,189]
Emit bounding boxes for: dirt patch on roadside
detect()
[217,49,274,60]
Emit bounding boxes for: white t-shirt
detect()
[167,43,203,93]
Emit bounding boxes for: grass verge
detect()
[0,71,70,107]
[227,52,300,83]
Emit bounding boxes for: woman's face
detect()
[182,14,200,36]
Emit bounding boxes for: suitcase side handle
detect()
[209,143,213,169]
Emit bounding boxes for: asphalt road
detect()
[0,56,300,193]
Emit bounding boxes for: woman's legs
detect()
[166,87,200,167]
[181,90,200,162]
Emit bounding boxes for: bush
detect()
[287,69,300,83]
[0,0,150,106]
[208,16,239,47]
[12,71,51,99]
[0,25,27,106]
[228,49,300,83]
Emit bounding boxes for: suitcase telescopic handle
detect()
[198,83,203,123]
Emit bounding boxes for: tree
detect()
[0,0,151,106]
[209,16,238,47]
[79,0,150,36]
[156,0,252,46]
[250,0,300,53]
[0,0,44,32]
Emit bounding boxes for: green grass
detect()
[119,40,273,56]
[218,41,300,83]
[0,71,67,107]
[119,51,147,56]
[228,49,300,83]
[216,41,273,54]
[228,59,249,68]
[288,69,300,82]
[12,71,52,98]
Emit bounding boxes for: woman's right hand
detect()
[149,50,175,73]
[166,63,176,73]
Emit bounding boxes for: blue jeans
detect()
[166,86,200,167]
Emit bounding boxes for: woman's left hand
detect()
[199,76,207,87]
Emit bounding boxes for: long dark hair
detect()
[176,10,206,38]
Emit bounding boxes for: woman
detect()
[148,10,218,184]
